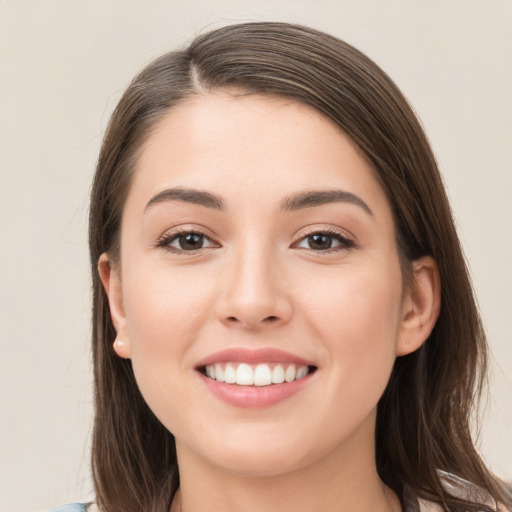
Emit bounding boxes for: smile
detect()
[202,362,313,386]
[196,348,318,407]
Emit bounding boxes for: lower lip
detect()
[199,372,313,408]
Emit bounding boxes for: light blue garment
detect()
[49,504,89,512]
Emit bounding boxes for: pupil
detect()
[180,233,203,250]
[309,234,332,250]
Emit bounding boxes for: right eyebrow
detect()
[144,187,225,211]
[279,189,373,216]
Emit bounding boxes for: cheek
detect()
[120,263,217,428]
[300,260,403,388]
[123,261,211,345]
[290,266,403,452]
[120,260,218,404]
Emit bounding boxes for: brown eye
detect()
[158,231,217,253]
[307,234,334,250]
[295,231,355,251]
[177,233,205,250]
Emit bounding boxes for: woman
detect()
[54,22,510,512]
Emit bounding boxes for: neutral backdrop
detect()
[0,1,511,511]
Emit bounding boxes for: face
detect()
[102,92,425,478]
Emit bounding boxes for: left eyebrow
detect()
[279,190,373,216]
[145,187,225,211]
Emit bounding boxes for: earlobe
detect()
[113,337,132,359]
[397,256,441,357]
[98,253,132,359]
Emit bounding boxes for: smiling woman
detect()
[67,21,511,512]
[102,94,412,458]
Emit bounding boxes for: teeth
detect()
[271,364,285,384]
[206,365,216,379]
[236,363,254,385]
[296,366,308,379]
[253,364,272,386]
[214,363,224,382]
[204,363,310,386]
[284,364,296,383]
[224,363,236,384]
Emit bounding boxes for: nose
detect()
[215,245,293,330]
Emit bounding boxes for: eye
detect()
[157,231,217,253]
[295,231,355,251]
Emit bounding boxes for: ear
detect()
[98,253,132,359]
[397,256,441,357]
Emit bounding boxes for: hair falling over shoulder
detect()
[88,22,511,512]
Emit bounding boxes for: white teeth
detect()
[253,364,272,386]
[236,363,254,385]
[204,363,311,386]
[214,363,224,382]
[206,365,216,379]
[296,365,308,379]
[224,363,236,384]
[271,364,285,384]
[284,364,296,383]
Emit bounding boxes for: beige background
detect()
[0,1,511,511]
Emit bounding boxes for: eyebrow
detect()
[145,187,225,211]
[279,190,373,216]
[144,187,372,216]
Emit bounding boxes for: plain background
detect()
[0,1,511,511]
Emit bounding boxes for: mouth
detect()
[195,348,318,408]
[198,362,317,386]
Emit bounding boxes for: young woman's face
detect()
[105,92,417,477]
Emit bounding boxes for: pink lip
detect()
[199,372,314,408]
[195,347,314,367]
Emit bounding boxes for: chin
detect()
[205,446,312,478]
[178,423,336,479]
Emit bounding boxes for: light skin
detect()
[99,91,441,512]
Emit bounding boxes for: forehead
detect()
[127,92,391,217]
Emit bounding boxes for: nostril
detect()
[223,315,281,327]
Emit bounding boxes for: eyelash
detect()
[156,228,356,255]
[293,228,356,252]
[156,229,218,255]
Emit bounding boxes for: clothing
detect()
[48,473,510,512]
[403,471,511,512]
[48,500,437,512]
[48,505,86,512]
[44,497,498,512]
[49,504,98,512]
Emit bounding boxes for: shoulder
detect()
[409,471,511,512]
[439,470,511,511]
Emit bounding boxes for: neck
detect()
[171,415,401,512]
[172,471,400,512]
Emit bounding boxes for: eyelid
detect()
[157,223,219,241]
[293,224,356,242]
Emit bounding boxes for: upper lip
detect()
[195,348,316,368]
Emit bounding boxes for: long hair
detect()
[89,22,509,512]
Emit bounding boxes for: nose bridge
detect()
[217,236,291,328]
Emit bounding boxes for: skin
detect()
[99,91,440,512]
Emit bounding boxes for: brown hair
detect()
[89,22,509,512]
